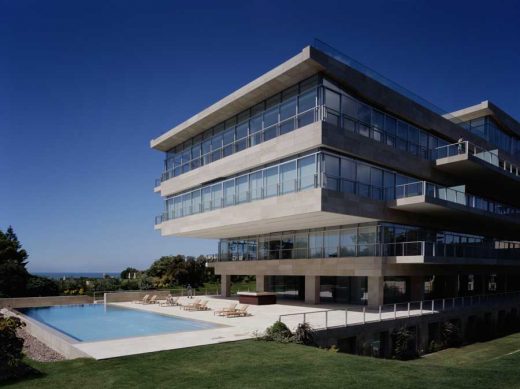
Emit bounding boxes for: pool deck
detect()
[73,296,327,359]
[20,296,429,359]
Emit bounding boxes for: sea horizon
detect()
[34,272,120,279]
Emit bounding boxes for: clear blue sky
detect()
[1,0,519,272]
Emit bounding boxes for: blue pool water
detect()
[19,304,218,342]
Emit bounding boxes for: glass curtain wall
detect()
[159,75,454,184]
[320,276,368,305]
[462,116,520,158]
[218,222,518,261]
[161,76,321,181]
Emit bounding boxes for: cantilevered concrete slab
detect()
[435,153,520,204]
[150,46,325,151]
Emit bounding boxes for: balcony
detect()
[434,141,520,204]
[211,241,520,266]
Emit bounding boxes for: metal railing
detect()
[156,173,320,224]
[435,141,520,176]
[156,104,324,185]
[278,291,520,330]
[389,181,520,218]
[213,240,520,262]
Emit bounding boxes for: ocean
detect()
[34,272,120,279]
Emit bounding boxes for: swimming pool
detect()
[19,304,218,342]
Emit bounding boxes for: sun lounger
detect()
[183,300,209,311]
[144,295,158,304]
[214,302,238,316]
[133,294,150,304]
[224,304,249,318]
[159,296,179,307]
[180,298,201,310]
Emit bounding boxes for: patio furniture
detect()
[180,298,201,310]
[144,295,158,304]
[159,296,179,307]
[214,302,238,316]
[133,294,150,304]
[224,305,249,318]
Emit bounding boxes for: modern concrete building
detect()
[151,42,520,307]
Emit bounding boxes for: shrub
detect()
[293,322,315,346]
[263,321,293,342]
[392,327,418,360]
[440,321,462,348]
[0,316,25,381]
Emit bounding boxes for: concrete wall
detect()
[0,295,92,308]
[104,290,172,303]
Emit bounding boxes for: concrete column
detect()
[417,323,429,354]
[221,275,231,297]
[410,276,424,301]
[255,275,266,292]
[368,276,384,307]
[305,275,320,304]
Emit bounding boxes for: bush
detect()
[0,316,26,381]
[263,321,293,342]
[392,327,418,360]
[293,322,315,346]
[441,321,462,348]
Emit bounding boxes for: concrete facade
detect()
[151,44,520,308]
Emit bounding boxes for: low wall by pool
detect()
[0,295,93,308]
[104,290,171,303]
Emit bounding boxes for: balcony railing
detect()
[214,241,520,262]
[388,181,520,219]
[155,173,320,224]
[435,141,520,176]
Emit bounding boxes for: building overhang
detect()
[150,46,325,151]
[435,153,520,205]
[155,189,378,239]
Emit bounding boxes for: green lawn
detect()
[7,334,520,388]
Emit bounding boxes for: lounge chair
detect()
[159,296,179,307]
[144,295,158,304]
[214,302,238,316]
[180,298,201,310]
[224,304,249,318]
[133,294,150,304]
[193,300,209,311]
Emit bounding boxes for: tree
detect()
[120,267,140,280]
[0,227,29,297]
[25,276,59,297]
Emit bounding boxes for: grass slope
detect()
[6,334,520,388]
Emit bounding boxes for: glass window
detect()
[340,228,357,256]
[324,230,339,257]
[293,232,308,258]
[223,180,235,206]
[341,158,356,180]
[298,155,316,190]
[385,116,396,135]
[202,187,211,211]
[280,161,297,194]
[342,95,358,118]
[309,231,324,258]
[211,183,223,209]
[298,89,316,113]
[357,103,371,124]
[250,170,263,200]
[236,175,249,204]
[372,110,384,130]
[325,89,340,112]
[264,166,278,197]
[192,190,201,214]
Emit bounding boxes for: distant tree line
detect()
[0,226,220,298]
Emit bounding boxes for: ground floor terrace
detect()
[212,260,520,307]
